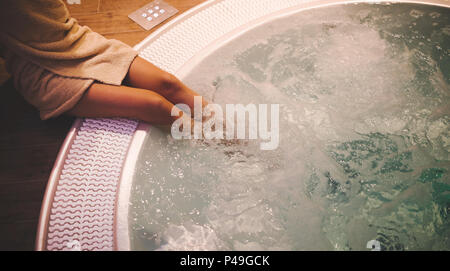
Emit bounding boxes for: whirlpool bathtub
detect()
[36,0,450,251]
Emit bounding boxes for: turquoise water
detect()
[130,3,450,250]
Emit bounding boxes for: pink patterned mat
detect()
[44,118,138,251]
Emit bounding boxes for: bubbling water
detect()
[130,3,450,250]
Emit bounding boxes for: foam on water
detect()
[130,3,450,250]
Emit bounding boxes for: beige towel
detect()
[0,0,138,119]
[4,49,94,120]
[0,0,138,85]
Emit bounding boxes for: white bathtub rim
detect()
[35,118,83,251]
[114,122,150,251]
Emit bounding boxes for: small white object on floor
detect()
[66,0,81,5]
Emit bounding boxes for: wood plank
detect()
[73,0,207,37]
[98,0,150,13]
[74,12,143,34]
[0,182,46,222]
[98,0,206,14]
[0,221,37,251]
[165,0,207,13]
[0,145,62,183]
[103,31,149,47]
[0,58,10,86]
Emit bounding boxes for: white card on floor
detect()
[128,0,178,31]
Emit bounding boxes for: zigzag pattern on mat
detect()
[46,118,138,251]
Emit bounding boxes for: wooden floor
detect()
[0,0,205,251]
